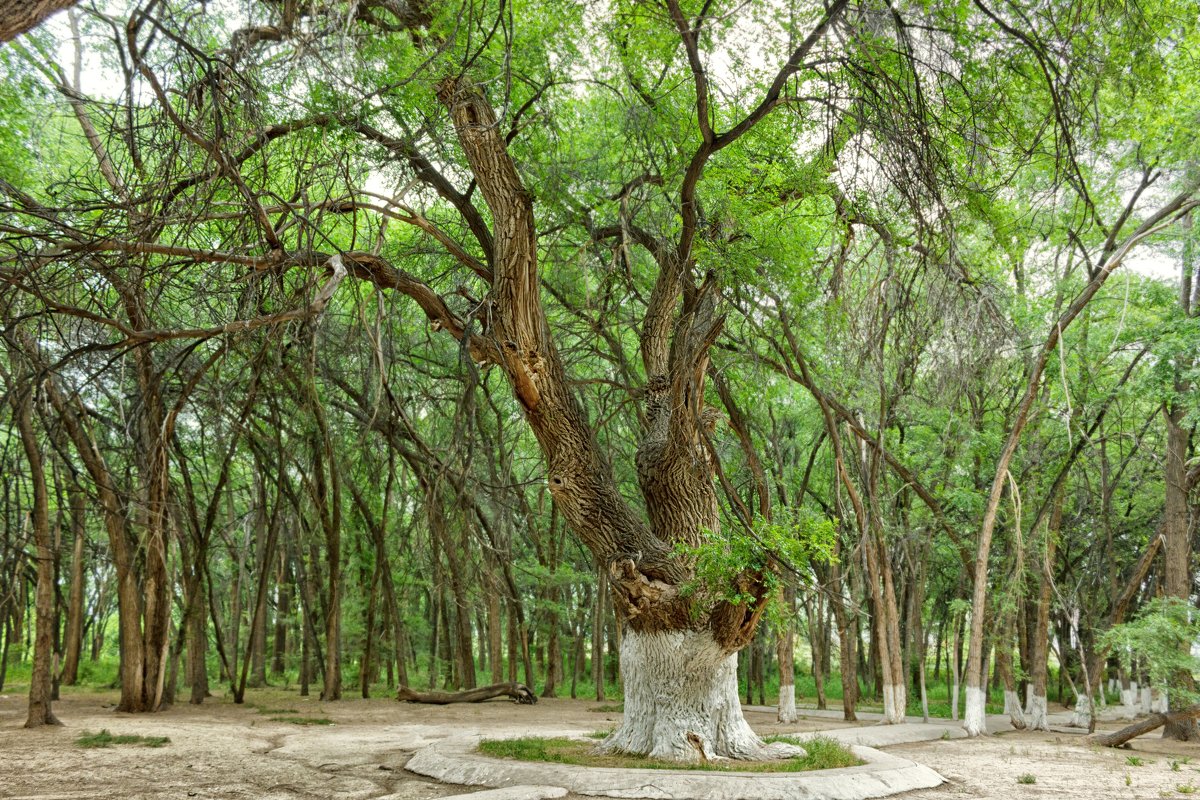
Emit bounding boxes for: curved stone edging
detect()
[405,729,945,800]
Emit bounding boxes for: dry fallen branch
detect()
[1087,706,1200,748]
[396,682,537,705]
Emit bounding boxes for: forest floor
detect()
[1,687,1198,800]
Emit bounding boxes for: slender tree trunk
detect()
[60,482,86,686]
[778,584,798,722]
[487,575,504,684]
[249,505,269,689]
[12,383,62,727]
[272,550,290,676]
[362,556,381,698]
[831,560,857,721]
[593,565,606,701]
[1163,403,1197,740]
[1026,490,1060,731]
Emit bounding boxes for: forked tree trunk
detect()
[431,57,851,759]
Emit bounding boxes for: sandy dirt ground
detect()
[2,687,1199,800]
[892,727,1200,800]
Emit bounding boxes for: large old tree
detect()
[2,0,1197,758]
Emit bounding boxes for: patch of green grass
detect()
[478,735,861,773]
[257,707,300,714]
[77,729,170,748]
[585,730,612,739]
[1177,783,1198,795]
[589,704,624,713]
[1127,755,1154,767]
[1016,773,1037,784]
[268,716,333,726]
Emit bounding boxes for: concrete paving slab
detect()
[405,730,944,800]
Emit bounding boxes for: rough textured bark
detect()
[0,0,78,42]
[598,630,801,762]
[427,1,849,750]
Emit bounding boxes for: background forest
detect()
[0,0,1197,744]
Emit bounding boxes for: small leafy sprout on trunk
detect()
[675,508,837,615]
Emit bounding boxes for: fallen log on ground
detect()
[1087,706,1200,747]
[396,682,537,705]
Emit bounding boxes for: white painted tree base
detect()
[1141,686,1153,714]
[1025,692,1050,731]
[1120,689,1138,719]
[777,683,798,723]
[1003,690,1026,729]
[962,687,987,736]
[598,629,803,762]
[1068,695,1091,728]
[881,683,907,725]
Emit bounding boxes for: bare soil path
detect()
[3,688,1199,799]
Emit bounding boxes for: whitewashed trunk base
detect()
[1152,688,1169,714]
[1025,691,1050,731]
[962,686,988,736]
[1141,686,1153,714]
[1003,689,1026,729]
[1120,689,1139,719]
[881,682,907,724]
[777,683,798,723]
[1068,694,1091,728]
[599,630,804,762]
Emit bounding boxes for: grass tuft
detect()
[479,734,861,773]
[77,729,170,748]
[269,716,333,725]
[1016,773,1037,784]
